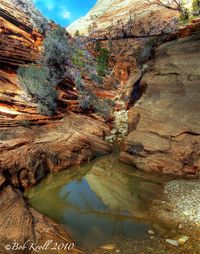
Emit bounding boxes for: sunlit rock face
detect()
[67,0,114,35]
[120,29,200,175]
[0,0,78,123]
[67,0,177,36]
[67,0,177,85]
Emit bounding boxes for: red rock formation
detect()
[0,1,79,123]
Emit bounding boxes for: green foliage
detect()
[42,27,69,80]
[192,0,200,15]
[18,64,57,116]
[96,48,110,77]
[90,73,103,86]
[75,77,113,120]
[75,30,80,36]
[95,98,115,120]
[179,8,190,22]
[95,41,101,52]
[72,49,85,69]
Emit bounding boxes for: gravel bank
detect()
[151,180,200,227]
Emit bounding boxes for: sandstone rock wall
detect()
[67,0,177,36]
[68,0,177,85]
[0,113,112,190]
[120,29,200,175]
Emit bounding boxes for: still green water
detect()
[25,153,172,250]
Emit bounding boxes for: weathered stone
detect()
[121,30,200,175]
[0,113,112,190]
[0,185,83,254]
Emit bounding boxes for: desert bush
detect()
[75,77,113,119]
[179,8,190,23]
[20,120,31,128]
[42,27,69,80]
[90,73,103,86]
[18,64,57,116]
[75,30,80,36]
[95,99,114,120]
[72,49,85,69]
[96,48,110,76]
[192,0,200,16]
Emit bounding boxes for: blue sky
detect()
[33,0,97,27]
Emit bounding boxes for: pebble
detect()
[165,239,179,246]
[147,229,155,235]
[100,244,116,251]
[177,235,189,245]
[178,223,183,229]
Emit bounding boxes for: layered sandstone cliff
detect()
[0,0,78,123]
[0,1,112,251]
[67,0,177,36]
[120,28,200,175]
[67,0,179,86]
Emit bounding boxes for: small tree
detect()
[75,30,80,36]
[96,48,110,77]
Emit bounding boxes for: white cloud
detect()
[60,8,71,19]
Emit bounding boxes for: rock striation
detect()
[67,0,177,36]
[0,182,84,254]
[67,0,178,86]
[0,112,112,190]
[0,0,78,123]
[120,28,200,175]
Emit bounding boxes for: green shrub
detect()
[179,8,190,23]
[95,99,114,120]
[90,73,103,86]
[97,48,110,77]
[20,120,31,128]
[72,49,85,69]
[42,27,69,80]
[192,0,200,16]
[18,64,57,116]
[75,30,80,36]
[75,77,113,120]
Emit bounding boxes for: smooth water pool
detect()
[25,153,172,250]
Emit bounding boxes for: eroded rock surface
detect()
[0,183,83,254]
[120,30,200,175]
[0,113,112,190]
[67,0,177,36]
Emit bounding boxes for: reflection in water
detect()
[25,153,169,248]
